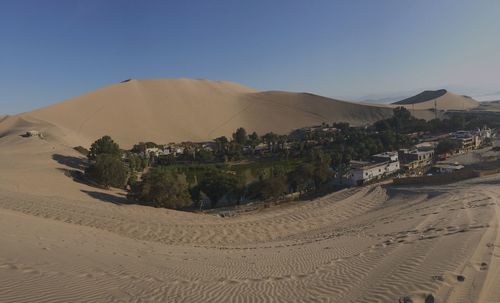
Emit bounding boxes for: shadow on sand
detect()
[52,153,141,206]
[81,190,131,205]
[52,154,88,171]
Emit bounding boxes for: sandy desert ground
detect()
[1,130,500,303]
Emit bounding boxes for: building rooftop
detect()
[350,160,393,170]
[400,148,434,155]
[373,151,398,157]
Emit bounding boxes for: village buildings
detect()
[398,147,435,172]
[346,151,400,186]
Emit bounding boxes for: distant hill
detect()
[392,89,479,110]
[474,92,500,102]
[0,115,8,125]
[475,100,500,112]
[0,79,396,148]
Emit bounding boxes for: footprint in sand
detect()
[399,293,435,303]
[480,262,488,270]
[0,263,18,270]
[22,268,40,275]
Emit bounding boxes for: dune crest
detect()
[392,89,479,111]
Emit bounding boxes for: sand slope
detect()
[393,89,479,111]
[5,79,395,148]
[1,128,500,302]
[1,168,499,302]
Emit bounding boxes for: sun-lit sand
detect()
[1,137,499,302]
[392,89,480,111]
[1,81,499,302]
[3,79,399,148]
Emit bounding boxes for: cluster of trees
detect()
[127,168,192,209]
[84,107,494,210]
[211,128,287,162]
[169,123,412,168]
[127,166,245,209]
[448,112,500,130]
[435,139,462,155]
[85,136,129,188]
[167,127,290,164]
[124,149,336,209]
[374,107,429,133]
[241,149,334,203]
[84,136,152,189]
[83,120,408,209]
[373,106,485,134]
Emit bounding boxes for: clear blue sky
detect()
[1,0,499,114]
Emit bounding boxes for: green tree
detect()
[198,170,242,207]
[88,135,121,161]
[214,136,229,159]
[374,119,391,132]
[260,174,287,201]
[227,140,243,161]
[232,127,248,146]
[85,154,128,188]
[449,115,465,130]
[288,163,314,194]
[262,132,278,152]
[393,106,412,121]
[248,131,259,145]
[310,149,332,191]
[128,168,192,209]
[127,153,147,172]
[277,135,288,151]
[198,149,215,162]
[436,139,461,155]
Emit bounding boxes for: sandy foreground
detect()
[0,133,499,302]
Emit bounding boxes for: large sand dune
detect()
[392,89,479,111]
[3,79,395,148]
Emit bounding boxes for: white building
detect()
[347,152,400,186]
[476,127,493,139]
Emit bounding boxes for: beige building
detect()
[398,148,434,171]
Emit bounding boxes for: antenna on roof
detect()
[434,99,437,119]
